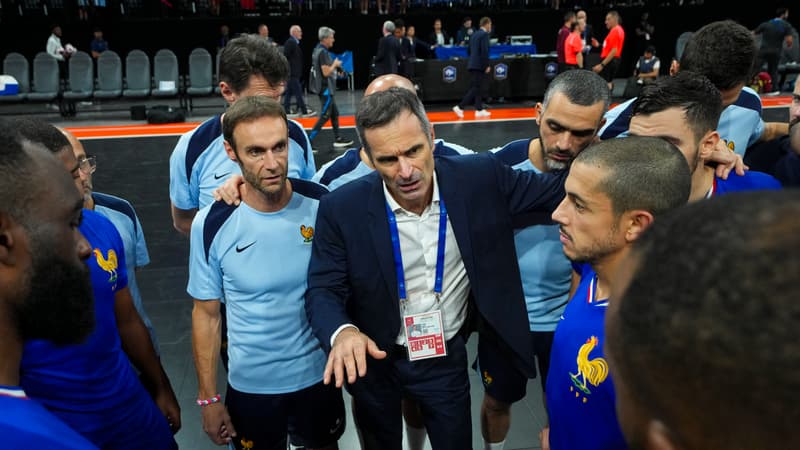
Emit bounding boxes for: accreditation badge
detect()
[403,310,447,361]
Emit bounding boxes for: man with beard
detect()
[628,71,782,198]
[62,129,160,354]
[480,69,609,450]
[543,136,691,450]
[0,124,98,449]
[189,97,344,449]
[13,118,181,450]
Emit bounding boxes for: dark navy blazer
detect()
[305,153,566,376]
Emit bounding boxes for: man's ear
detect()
[535,102,544,126]
[224,140,238,162]
[0,212,18,265]
[430,123,436,142]
[698,130,721,161]
[359,148,375,169]
[623,210,655,243]
[219,81,236,105]
[669,59,680,76]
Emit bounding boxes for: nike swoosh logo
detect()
[214,172,231,180]
[235,242,256,253]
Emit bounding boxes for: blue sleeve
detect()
[748,117,765,149]
[599,98,635,140]
[187,207,224,301]
[489,154,566,216]
[133,213,150,268]
[288,119,317,180]
[169,131,199,210]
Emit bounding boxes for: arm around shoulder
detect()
[761,122,790,143]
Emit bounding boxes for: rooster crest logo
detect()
[93,248,118,283]
[568,336,609,398]
[240,438,254,449]
[300,224,314,243]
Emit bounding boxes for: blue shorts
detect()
[473,331,555,403]
[225,381,345,450]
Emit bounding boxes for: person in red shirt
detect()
[564,19,585,70]
[593,10,625,90]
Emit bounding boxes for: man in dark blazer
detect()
[373,20,400,77]
[453,16,492,118]
[305,87,565,450]
[283,25,313,117]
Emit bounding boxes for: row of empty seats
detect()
[1,48,218,114]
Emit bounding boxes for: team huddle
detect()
[0,15,798,450]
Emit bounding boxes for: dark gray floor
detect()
[52,88,791,450]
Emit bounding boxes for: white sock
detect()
[483,439,506,450]
[405,424,427,450]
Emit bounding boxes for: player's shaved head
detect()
[365,74,416,97]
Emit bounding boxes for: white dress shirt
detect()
[329,175,470,348]
[382,175,470,345]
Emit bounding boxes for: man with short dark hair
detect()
[483,69,610,450]
[556,11,576,73]
[629,71,782,198]
[606,190,800,450]
[169,34,316,236]
[0,123,98,449]
[543,136,691,450]
[190,96,344,449]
